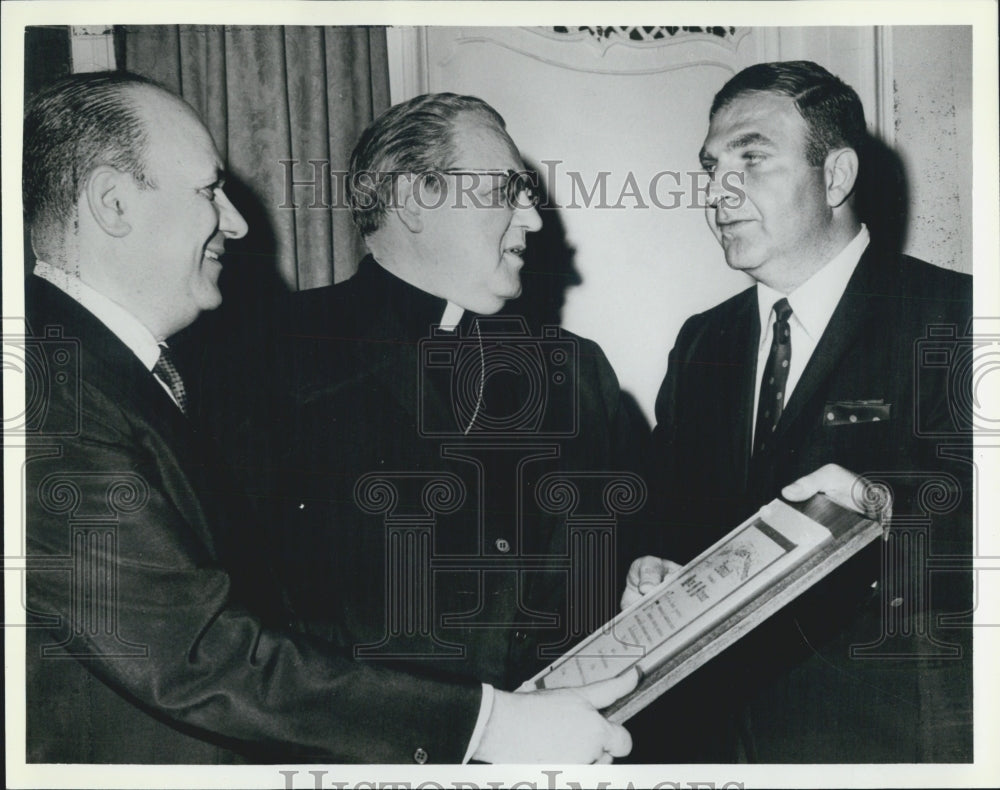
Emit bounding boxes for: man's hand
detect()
[618,465,890,614]
[620,556,683,609]
[473,669,638,764]
[781,462,892,531]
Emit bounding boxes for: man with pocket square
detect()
[639,60,973,763]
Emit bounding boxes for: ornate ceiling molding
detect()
[544,26,744,54]
[433,26,751,76]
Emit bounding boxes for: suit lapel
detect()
[28,276,187,421]
[27,276,220,548]
[720,289,761,488]
[770,247,885,446]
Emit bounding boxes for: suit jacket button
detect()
[514,630,527,642]
[495,538,510,553]
[413,747,428,764]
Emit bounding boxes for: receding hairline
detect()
[453,108,517,142]
[124,82,206,133]
[126,83,222,179]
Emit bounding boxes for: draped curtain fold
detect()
[121,25,390,289]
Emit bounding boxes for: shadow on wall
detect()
[500,160,651,437]
[855,131,910,256]
[214,175,289,310]
[501,159,582,332]
[172,173,288,389]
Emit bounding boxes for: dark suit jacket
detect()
[24,274,481,764]
[205,256,648,693]
[647,244,973,762]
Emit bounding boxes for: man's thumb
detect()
[575,667,640,710]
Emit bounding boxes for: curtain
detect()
[120,25,390,290]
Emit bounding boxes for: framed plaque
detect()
[522,494,883,723]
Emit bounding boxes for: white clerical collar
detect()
[756,224,870,344]
[439,301,465,331]
[34,260,164,371]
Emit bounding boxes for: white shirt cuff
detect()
[462,683,495,763]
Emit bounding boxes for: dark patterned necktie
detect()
[153,345,188,415]
[753,298,793,455]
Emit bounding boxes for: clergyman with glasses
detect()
[197,93,650,762]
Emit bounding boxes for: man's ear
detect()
[824,147,859,208]
[392,173,425,234]
[83,166,133,237]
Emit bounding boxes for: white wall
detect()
[890,26,972,273]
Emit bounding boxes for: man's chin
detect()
[476,288,520,316]
[500,283,523,308]
[478,297,509,316]
[195,284,224,312]
[722,246,760,273]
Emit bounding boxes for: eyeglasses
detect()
[438,169,540,210]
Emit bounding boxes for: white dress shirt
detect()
[752,225,870,445]
[33,261,182,409]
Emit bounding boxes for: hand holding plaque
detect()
[521,465,889,724]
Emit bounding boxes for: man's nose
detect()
[216,189,249,240]
[706,171,743,211]
[516,202,543,232]
[706,173,727,207]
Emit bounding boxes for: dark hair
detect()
[347,93,508,236]
[23,71,159,246]
[710,60,867,165]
